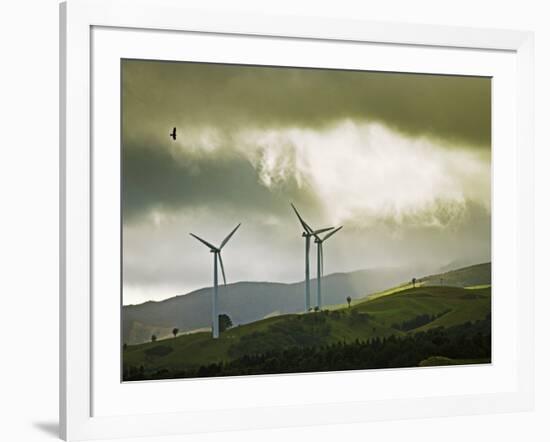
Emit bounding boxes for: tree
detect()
[151,334,157,343]
[172,327,179,338]
[412,277,416,288]
[346,296,352,309]
[219,314,233,333]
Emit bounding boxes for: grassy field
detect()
[354,285,491,331]
[123,284,491,379]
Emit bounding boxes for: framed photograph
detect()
[60,0,534,440]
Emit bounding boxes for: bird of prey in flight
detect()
[170,127,177,140]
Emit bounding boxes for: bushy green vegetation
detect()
[392,310,451,331]
[418,356,489,366]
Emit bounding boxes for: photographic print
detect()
[121,60,491,381]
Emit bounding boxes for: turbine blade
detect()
[290,203,313,233]
[220,223,241,249]
[217,253,227,285]
[313,227,334,235]
[313,227,334,242]
[322,226,343,241]
[189,233,218,250]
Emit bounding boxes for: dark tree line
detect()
[392,309,451,331]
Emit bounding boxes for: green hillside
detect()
[420,262,491,287]
[353,285,491,330]
[123,284,491,380]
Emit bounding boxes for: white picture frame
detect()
[60,0,534,440]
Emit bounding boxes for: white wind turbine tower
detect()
[189,223,241,339]
[314,226,343,310]
[291,203,334,312]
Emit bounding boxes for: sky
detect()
[122,60,491,305]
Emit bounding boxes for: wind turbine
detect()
[189,223,241,339]
[290,203,333,312]
[314,226,343,310]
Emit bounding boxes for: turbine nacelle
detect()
[314,226,343,243]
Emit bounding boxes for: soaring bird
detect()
[170,127,176,140]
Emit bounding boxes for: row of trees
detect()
[392,309,451,331]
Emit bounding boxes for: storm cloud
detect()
[123,60,491,147]
[122,60,491,305]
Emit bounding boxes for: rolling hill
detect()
[123,266,432,344]
[124,262,491,345]
[123,281,491,380]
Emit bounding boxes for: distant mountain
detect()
[123,266,425,344]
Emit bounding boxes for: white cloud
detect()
[238,120,490,227]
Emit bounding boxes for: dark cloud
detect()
[122,59,491,148]
[122,140,321,223]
